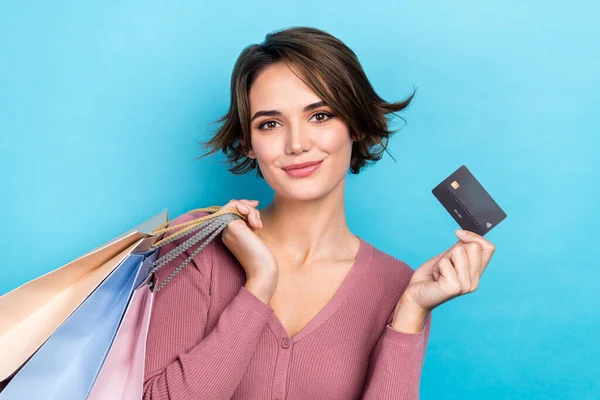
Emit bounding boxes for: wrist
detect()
[390,297,429,334]
[244,276,276,305]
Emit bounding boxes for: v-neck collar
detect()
[266,235,373,344]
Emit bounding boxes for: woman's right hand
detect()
[220,199,278,304]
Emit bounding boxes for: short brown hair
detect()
[197,26,415,179]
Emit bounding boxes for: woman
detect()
[143,26,496,400]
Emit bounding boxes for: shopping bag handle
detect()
[146,206,246,292]
[150,206,246,249]
[148,207,244,292]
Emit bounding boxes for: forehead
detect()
[249,62,322,113]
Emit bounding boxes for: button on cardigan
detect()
[143,212,432,399]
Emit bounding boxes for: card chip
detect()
[451,180,460,189]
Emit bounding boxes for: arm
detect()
[360,308,432,400]
[143,213,275,400]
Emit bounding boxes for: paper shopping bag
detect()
[0,239,159,400]
[0,210,167,383]
[87,248,158,400]
[86,207,247,400]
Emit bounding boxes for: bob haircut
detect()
[198,26,415,179]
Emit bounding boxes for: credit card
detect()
[432,165,506,236]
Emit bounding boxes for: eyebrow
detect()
[250,100,327,122]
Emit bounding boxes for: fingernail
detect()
[456,229,467,236]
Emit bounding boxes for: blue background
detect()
[1,1,598,398]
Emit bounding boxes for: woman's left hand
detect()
[391,229,496,332]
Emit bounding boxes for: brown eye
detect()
[311,112,334,123]
[258,120,281,130]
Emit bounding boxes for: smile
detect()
[283,160,323,178]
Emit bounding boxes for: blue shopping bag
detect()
[0,245,159,400]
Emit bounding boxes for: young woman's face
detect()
[247,62,354,201]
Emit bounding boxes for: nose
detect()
[284,120,311,155]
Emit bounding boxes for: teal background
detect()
[1,1,598,398]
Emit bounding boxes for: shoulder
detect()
[167,210,212,227]
[367,240,415,291]
[161,209,245,288]
[156,210,218,274]
[165,209,218,247]
[358,239,417,326]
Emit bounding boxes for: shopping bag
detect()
[86,248,157,400]
[0,239,159,400]
[0,206,245,399]
[86,207,246,400]
[0,210,168,384]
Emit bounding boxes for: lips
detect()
[282,160,323,178]
[282,160,323,171]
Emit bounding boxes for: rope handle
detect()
[149,213,239,292]
[144,205,246,292]
[150,206,246,248]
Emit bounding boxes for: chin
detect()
[280,178,343,202]
[289,188,327,201]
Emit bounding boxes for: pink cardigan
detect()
[143,212,432,399]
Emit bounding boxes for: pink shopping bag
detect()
[87,273,155,400]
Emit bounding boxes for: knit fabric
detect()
[143,212,432,399]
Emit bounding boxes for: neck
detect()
[257,179,355,266]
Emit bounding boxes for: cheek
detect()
[319,124,353,155]
[250,137,279,163]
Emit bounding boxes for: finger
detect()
[239,199,259,206]
[465,242,482,291]
[224,199,247,215]
[238,200,262,227]
[436,240,464,264]
[455,230,496,268]
[437,257,462,297]
[226,199,257,208]
[239,200,260,215]
[449,245,471,294]
[233,200,254,221]
[250,205,263,228]
[250,208,262,229]
[248,205,263,229]
[222,200,252,227]
[422,240,463,272]
[245,205,262,229]
[432,261,441,281]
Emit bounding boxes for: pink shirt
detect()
[143,212,432,399]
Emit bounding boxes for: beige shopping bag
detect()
[0,210,168,383]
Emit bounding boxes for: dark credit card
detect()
[432,165,506,236]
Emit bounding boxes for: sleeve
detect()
[143,212,275,400]
[360,309,432,400]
